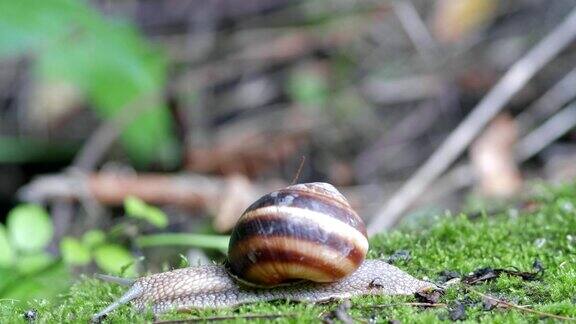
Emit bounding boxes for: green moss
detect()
[2,183,576,323]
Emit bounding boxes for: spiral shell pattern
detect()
[227,182,368,286]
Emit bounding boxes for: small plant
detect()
[58,195,171,277]
[60,229,136,277]
[124,196,168,229]
[59,196,226,276]
[0,204,67,301]
[0,197,230,303]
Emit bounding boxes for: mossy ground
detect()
[2,183,576,323]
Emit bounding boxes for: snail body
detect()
[93,183,433,320]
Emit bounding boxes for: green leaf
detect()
[0,224,14,267]
[16,253,55,274]
[287,69,328,105]
[81,230,106,249]
[178,254,190,268]
[0,0,176,166]
[7,204,53,252]
[0,0,78,57]
[93,244,136,276]
[124,196,168,228]
[60,237,91,266]
[0,268,18,291]
[2,262,68,301]
[0,137,78,163]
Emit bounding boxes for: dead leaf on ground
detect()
[415,289,443,304]
[482,297,498,311]
[28,80,84,130]
[322,300,353,324]
[470,113,523,198]
[448,301,467,321]
[437,270,461,284]
[386,250,411,264]
[212,174,260,233]
[462,261,544,285]
[432,0,498,43]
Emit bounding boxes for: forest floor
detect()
[2,183,575,323]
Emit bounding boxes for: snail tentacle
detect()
[92,283,144,322]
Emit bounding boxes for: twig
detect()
[361,74,444,105]
[354,100,442,180]
[18,172,275,231]
[367,7,576,234]
[465,286,576,321]
[516,67,576,135]
[368,302,447,308]
[19,173,228,208]
[73,93,160,171]
[392,0,440,64]
[291,156,306,185]
[516,101,576,161]
[153,313,296,323]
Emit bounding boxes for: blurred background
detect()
[1,0,576,302]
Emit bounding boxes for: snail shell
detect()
[227,182,369,286]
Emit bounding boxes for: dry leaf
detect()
[28,80,83,130]
[470,114,522,197]
[212,174,260,233]
[432,0,498,43]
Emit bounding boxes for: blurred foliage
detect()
[82,229,107,249]
[136,233,230,252]
[0,202,138,302]
[93,244,136,277]
[60,237,91,266]
[7,205,53,253]
[0,204,66,302]
[0,224,14,267]
[0,137,78,163]
[125,196,168,229]
[124,197,229,252]
[287,68,329,106]
[0,0,176,166]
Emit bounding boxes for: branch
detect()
[392,0,440,64]
[515,67,576,135]
[516,101,576,161]
[19,173,227,209]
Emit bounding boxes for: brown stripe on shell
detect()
[228,214,366,266]
[243,261,335,286]
[285,183,348,205]
[243,188,366,236]
[228,236,361,285]
[282,185,363,225]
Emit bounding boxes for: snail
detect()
[92,183,433,321]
